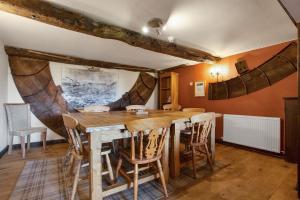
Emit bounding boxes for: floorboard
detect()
[0,143,297,200]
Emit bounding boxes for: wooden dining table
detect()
[70,110,219,200]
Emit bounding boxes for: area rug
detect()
[9,157,229,200]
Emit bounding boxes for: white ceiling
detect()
[0,0,297,70]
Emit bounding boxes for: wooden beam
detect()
[277,0,297,26]
[296,26,299,182]
[5,46,156,72]
[161,64,188,72]
[0,0,220,63]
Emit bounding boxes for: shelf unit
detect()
[159,72,179,109]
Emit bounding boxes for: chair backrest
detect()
[125,117,172,162]
[62,114,84,155]
[4,103,31,132]
[182,107,206,113]
[83,105,110,112]
[163,104,181,111]
[126,105,146,112]
[190,112,214,145]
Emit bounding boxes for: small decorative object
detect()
[235,58,249,75]
[195,81,205,97]
[136,109,149,115]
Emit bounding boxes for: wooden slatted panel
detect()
[208,42,297,100]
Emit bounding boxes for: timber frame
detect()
[297,23,300,198]
[0,0,220,63]
[5,46,156,72]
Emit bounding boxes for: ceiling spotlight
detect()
[142,26,149,34]
[167,36,175,43]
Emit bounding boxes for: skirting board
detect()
[0,139,67,159]
[216,139,283,158]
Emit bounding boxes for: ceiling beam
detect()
[160,64,188,72]
[0,0,220,63]
[277,0,297,26]
[5,46,156,72]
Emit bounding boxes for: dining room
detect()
[0,0,300,200]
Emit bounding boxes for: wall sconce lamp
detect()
[210,65,223,82]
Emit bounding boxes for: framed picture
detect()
[195,81,205,97]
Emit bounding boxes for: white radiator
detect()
[223,114,280,153]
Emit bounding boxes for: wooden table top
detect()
[70,110,212,132]
[70,110,223,132]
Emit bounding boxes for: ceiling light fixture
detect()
[142,18,175,42]
[167,36,174,43]
[142,26,149,34]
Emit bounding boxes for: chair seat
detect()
[10,127,47,136]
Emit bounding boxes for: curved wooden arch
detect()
[8,56,157,137]
[208,42,297,100]
[109,72,157,110]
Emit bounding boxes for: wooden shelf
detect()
[159,72,178,109]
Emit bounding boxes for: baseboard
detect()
[216,139,283,158]
[0,146,8,159]
[0,139,67,159]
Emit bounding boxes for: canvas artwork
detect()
[61,68,117,108]
[195,81,205,97]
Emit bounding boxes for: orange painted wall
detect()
[173,41,297,149]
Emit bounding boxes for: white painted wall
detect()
[7,62,158,144]
[0,42,8,152]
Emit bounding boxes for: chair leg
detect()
[8,135,14,155]
[64,145,73,166]
[157,159,168,198]
[192,147,197,178]
[71,159,81,200]
[204,144,213,171]
[105,153,114,182]
[115,158,123,179]
[41,131,47,150]
[27,135,31,151]
[20,136,26,159]
[133,164,139,200]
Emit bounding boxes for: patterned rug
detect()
[9,157,229,200]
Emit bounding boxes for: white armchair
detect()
[4,103,47,159]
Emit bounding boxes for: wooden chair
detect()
[186,113,214,178]
[83,105,110,112]
[4,103,47,159]
[181,108,206,152]
[115,117,171,200]
[125,105,146,111]
[163,104,181,111]
[62,114,114,199]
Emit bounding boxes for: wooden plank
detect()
[297,23,300,198]
[5,46,156,73]
[0,0,220,62]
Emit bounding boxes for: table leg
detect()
[89,132,103,200]
[161,128,170,183]
[170,122,181,178]
[211,115,216,162]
